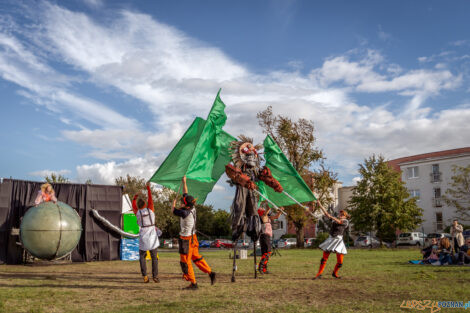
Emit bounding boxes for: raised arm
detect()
[132,194,138,215]
[146,182,154,212]
[182,175,188,194]
[270,208,282,220]
[316,200,342,224]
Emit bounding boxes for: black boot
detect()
[183,282,198,290]
[209,272,216,285]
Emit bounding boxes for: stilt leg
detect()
[231,245,237,283]
[254,240,258,279]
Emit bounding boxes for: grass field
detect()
[0,248,469,313]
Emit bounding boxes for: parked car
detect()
[304,238,315,247]
[210,239,234,249]
[199,240,212,248]
[463,230,470,240]
[354,236,381,248]
[278,238,297,248]
[425,233,451,244]
[396,232,426,246]
[236,239,251,249]
[162,239,173,248]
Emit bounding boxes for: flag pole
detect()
[281,191,322,218]
[252,189,287,216]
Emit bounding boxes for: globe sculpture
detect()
[20,201,82,260]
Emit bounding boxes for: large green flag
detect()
[149,91,236,203]
[257,135,316,206]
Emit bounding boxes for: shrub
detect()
[312,232,329,248]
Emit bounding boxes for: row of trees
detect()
[45,106,469,244]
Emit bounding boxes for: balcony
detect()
[432,197,443,207]
[430,172,442,183]
[433,222,443,231]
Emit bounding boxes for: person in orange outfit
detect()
[313,200,350,279]
[172,176,216,290]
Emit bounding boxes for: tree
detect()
[348,155,423,244]
[443,164,470,222]
[45,173,70,183]
[257,106,335,247]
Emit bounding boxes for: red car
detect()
[210,239,233,249]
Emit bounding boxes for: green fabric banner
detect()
[149,91,236,203]
[257,135,316,206]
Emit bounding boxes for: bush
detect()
[281,234,297,239]
[312,232,329,248]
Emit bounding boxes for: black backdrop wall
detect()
[0,179,123,264]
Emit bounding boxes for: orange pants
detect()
[179,234,211,284]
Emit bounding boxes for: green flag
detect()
[149,91,236,203]
[257,135,316,206]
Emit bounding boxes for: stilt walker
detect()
[313,200,350,279]
[225,136,284,282]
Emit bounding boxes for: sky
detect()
[1,0,469,210]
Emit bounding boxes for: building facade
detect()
[388,147,470,234]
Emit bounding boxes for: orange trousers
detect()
[179,234,211,284]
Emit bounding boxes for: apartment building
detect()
[388,147,470,233]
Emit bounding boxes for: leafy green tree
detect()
[348,155,423,243]
[212,210,231,237]
[443,164,470,223]
[257,106,336,247]
[45,173,70,183]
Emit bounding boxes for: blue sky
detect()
[1,0,469,210]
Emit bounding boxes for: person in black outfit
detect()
[457,237,470,265]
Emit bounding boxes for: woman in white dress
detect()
[313,200,350,279]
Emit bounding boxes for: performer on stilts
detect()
[172,176,216,290]
[257,201,282,274]
[132,182,160,283]
[313,200,350,280]
[225,136,284,281]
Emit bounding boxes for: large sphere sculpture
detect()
[20,201,82,260]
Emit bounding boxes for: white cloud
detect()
[1,2,470,207]
[76,157,159,184]
[29,169,71,178]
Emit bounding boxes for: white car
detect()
[278,238,297,248]
[304,238,315,247]
[425,233,451,245]
[355,236,380,248]
[396,232,426,246]
[162,239,173,248]
[236,239,251,249]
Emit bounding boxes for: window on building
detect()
[436,212,443,231]
[280,221,283,229]
[407,166,419,179]
[409,189,420,201]
[431,164,441,182]
[434,188,441,198]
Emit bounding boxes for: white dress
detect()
[136,208,159,251]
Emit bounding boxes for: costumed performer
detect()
[172,176,216,290]
[313,200,349,279]
[132,182,160,283]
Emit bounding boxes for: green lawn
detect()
[0,248,469,313]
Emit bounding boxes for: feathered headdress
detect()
[230,135,263,168]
